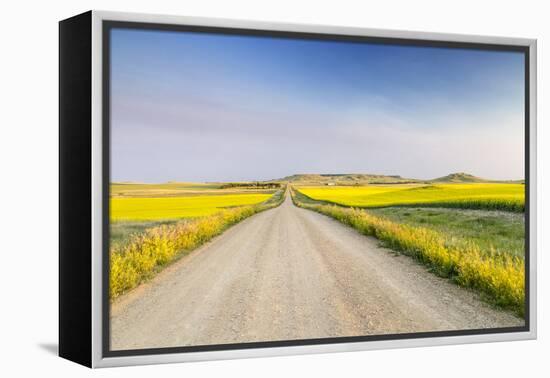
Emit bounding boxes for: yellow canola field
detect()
[110,193,273,221]
[297,183,524,212]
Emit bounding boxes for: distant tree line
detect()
[220,182,282,189]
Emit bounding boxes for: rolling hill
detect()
[273,172,521,185]
[274,173,419,185]
[429,172,488,183]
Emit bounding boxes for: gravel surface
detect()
[110,193,523,350]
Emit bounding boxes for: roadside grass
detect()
[298,183,524,212]
[110,189,285,299]
[292,189,525,317]
[110,220,180,249]
[369,207,525,258]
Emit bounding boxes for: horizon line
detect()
[111,171,526,185]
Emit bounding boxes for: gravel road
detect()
[111,193,523,350]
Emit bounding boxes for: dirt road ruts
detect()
[111,192,522,350]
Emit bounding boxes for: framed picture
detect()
[59,10,537,368]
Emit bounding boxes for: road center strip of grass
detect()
[291,189,524,317]
[110,189,285,299]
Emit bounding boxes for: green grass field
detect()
[298,183,524,212]
[369,207,525,258]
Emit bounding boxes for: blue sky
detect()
[110,28,525,182]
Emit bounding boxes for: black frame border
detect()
[59,11,93,367]
[101,20,531,359]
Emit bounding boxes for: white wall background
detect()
[0,0,546,376]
